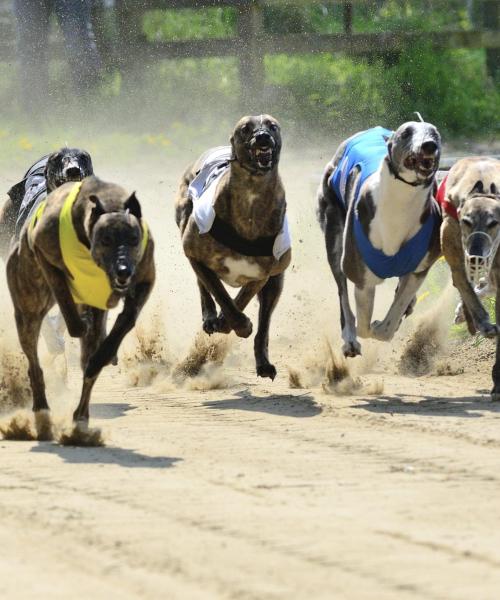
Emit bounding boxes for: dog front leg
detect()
[450,267,496,337]
[324,212,359,357]
[74,282,152,423]
[254,273,284,380]
[189,259,252,338]
[370,272,425,341]
[215,279,268,334]
[354,285,376,340]
[35,251,86,338]
[197,279,218,334]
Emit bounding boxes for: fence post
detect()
[237,1,265,107]
[481,0,500,79]
[343,2,353,35]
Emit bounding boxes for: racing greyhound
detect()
[175,115,290,380]
[0,147,94,257]
[6,177,155,440]
[0,148,94,355]
[318,122,442,357]
[439,157,500,342]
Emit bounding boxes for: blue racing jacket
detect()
[328,127,438,279]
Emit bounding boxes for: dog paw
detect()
[477,321,498,338]
[369,320,394,342]
[342,340,361,358]
[233,316,253,339]
[202,316,219,335]
[257,363,277,380]
[491,388,500,402]
[214,314,232,334]
[35,410,54,442]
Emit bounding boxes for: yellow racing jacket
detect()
[29,182,148,310]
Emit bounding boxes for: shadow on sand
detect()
[203,388,322,417]
[354,391,500,419]
[90,402,136,420]
[30,443,182,469]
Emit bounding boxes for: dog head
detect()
[459,192,500,284]
[88,191,146,295]
[230,114,282,174]
[45,147,94,193]
[387,121,441,185]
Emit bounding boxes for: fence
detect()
[1,0,499,96]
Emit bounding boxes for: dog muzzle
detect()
[464,231,500,286]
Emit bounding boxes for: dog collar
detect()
[386,155,433,188]
[435,175,459,220]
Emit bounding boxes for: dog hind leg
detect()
[254,273,284,380]
[370,272,426,342]
[189,258,252,338]
[7,251,53,440]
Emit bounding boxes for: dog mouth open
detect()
[403,153,439,179]
[252,146,275,171]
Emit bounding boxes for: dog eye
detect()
[401,127,412,139]
[460,217,473,228]
[269,123,278,132]
[129,235,139,246]
[101,235,113,247]
[487,220,498,229]
[241,123,252,135]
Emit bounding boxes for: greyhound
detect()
[317,122,442,357]
[6,176,155,439]
[0,147,94,257]
[0,148,94,355]
[439,157,500,343]
[175,115,291,380]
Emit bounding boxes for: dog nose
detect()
[116,263,132,283]
[421,141,438,154]
[65,166,81,179]
[254,131,273,147]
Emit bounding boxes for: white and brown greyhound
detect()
[318,121,442,357]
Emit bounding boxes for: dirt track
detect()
[1,149,500,599]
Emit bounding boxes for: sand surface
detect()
[1,146,500,599]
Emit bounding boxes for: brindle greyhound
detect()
[6,176,155,439]
[318,122,442,357]
[175,115,291,380]
[438,157,500,397]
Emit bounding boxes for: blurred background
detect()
[0,0,498,166]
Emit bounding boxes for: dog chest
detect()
[221,256,264,287]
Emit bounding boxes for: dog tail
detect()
[174,172,193,233]
[316,164,336,232]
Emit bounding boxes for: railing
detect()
[1,0,499,96]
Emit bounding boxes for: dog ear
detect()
[89,194,106,218]
[124,192,142,220]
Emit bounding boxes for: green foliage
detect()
[381,45,500,136]
[265,54,386,134]
[143,8,236,42]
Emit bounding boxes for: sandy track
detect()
[2,148,500,598]
[1,364,500,599]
